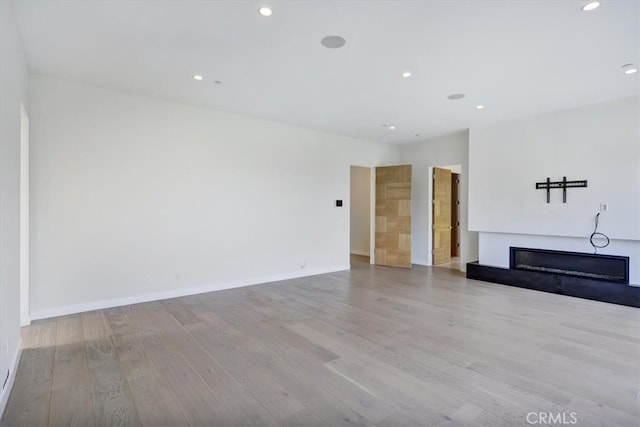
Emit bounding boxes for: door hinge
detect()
[432,199,436,204]
[432,174,435,179]
[431,224,435,229]
[457,178,460,184]
[457,200,460,205]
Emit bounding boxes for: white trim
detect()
[428,166,434,265]
[369,167,376,265]
[31,265,350,320]
[350,249,370,256]
[0,338,22,419]
[19,104,30,326]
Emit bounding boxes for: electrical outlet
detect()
[300,260,306,269]
[600,203,608,212]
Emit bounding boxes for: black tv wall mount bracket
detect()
[535,176,587,203]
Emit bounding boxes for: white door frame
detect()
[428,164,462,268]
[369,167,375,264]
[20,103,30,326]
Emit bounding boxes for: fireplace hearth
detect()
[467,247,638,308]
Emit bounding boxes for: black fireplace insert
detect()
[510,247,629,284]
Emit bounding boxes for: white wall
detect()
[0,1,29,415]
[469,96,640,284]
[29,75,398,319]
[350,166,371,256]
[397,131,479,270]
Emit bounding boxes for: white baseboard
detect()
[31,264,350,321]
[350,250,370,257]
[0,338,23,419]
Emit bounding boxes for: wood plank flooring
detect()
[2,256,639,426]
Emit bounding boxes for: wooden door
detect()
[451,173,460,257]
[375,165,412,268]
[432,167,451,265]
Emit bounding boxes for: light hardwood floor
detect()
[2,256,639,426]
[433,256,462,271]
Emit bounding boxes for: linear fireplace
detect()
[510,247,629,284]
[466,247,639,308]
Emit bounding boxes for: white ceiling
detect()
[11,0,640,144]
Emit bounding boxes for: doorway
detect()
[431,164,461,269]
[350,166,373,264]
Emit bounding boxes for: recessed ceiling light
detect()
[214,80,223,85]
[476,105,485,110]
[259,7,272,17]
[321,35,346,49]
[401,71,412,78]
[193,74,203,81]
[581,1,600,11]
[448,93,465,100]
[622,64,638,74]
[388,126,396,130]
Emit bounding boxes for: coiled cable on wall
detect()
[590,212,610,254]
